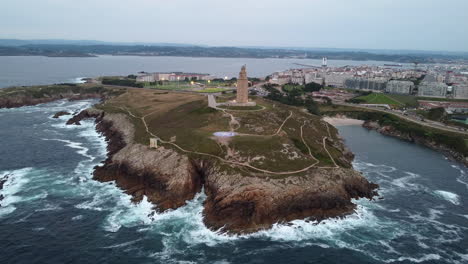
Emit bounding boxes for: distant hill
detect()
[0,39,197,47]
[0,39,467,62]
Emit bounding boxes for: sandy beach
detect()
[323,116,364,126]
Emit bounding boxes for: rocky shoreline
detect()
[0,93,103,109]
[363,120,468,166]
[67,108,379,234]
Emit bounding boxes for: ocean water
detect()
[0,100,467,264]
[0,55,408,88]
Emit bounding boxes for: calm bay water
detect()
[0,55,404,88]
[0,99,467,264]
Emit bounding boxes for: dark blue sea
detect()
[1,99,467,264]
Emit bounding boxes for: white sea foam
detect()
[434,190,460,205]
[252,204,379,243]
[391,172,422,190]
[386,253,441,263]
[456,253,468,262]
[0,168,33,217]
[72,215,83,221]
[35,203,62,212]
[428,208,444,220]
[451,165,468,190]
[42,138,94,160]
[39,101,465,263]
[101,238,144,249]
[353,161,397,174]
[413,233,430,249]
[408,208,463,244]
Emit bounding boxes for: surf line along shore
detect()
[64,95,378,234]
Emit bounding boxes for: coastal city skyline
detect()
[1,0,468,52]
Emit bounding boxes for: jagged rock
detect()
[0,92,103,109]
[203,167,377,233]
[52,111,70,118]
[72,108,379,234]
[0,174,9,190]
[66,108,104,125]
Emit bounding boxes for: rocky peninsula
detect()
[64,89,378,233]
[0,84,123,109]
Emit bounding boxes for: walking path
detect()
[117,104,340,175]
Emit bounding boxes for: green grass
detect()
[0,84,117,100]
[145,84,191,90]
[145,100,228,156]
[97,91,357,176]
[230,135,313,172]
[355,93,405,106]
[386,94,419,108]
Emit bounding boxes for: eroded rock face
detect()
[68,109,378,233]
[96,144,203,210]
[203,167,377,233]
[52,111,71,118]
[69,109,203,211]
[0,93,103,109]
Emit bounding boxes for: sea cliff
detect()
[68,108,378,234]
[0,84,123,109]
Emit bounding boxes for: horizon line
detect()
[2,37,468,54]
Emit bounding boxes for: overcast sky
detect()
[1,0,467,51]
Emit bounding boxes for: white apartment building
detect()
[385,80,414,94]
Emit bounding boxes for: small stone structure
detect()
[149,138,158,148]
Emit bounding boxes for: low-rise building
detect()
[136,72,212,82]
[136,74,155,83]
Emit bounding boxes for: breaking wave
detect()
[451,165,468,190]
[2,99,468,264]
[0,168,33,217]
[434,190,461,205]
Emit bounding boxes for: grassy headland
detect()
[95,88,351,175]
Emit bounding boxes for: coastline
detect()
[65,102,378,234]
[323,114,468,167]
[323,116,364,126]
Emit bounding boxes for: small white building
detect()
[136,74,155,83]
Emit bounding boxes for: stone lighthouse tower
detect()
[236,65,249,104]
